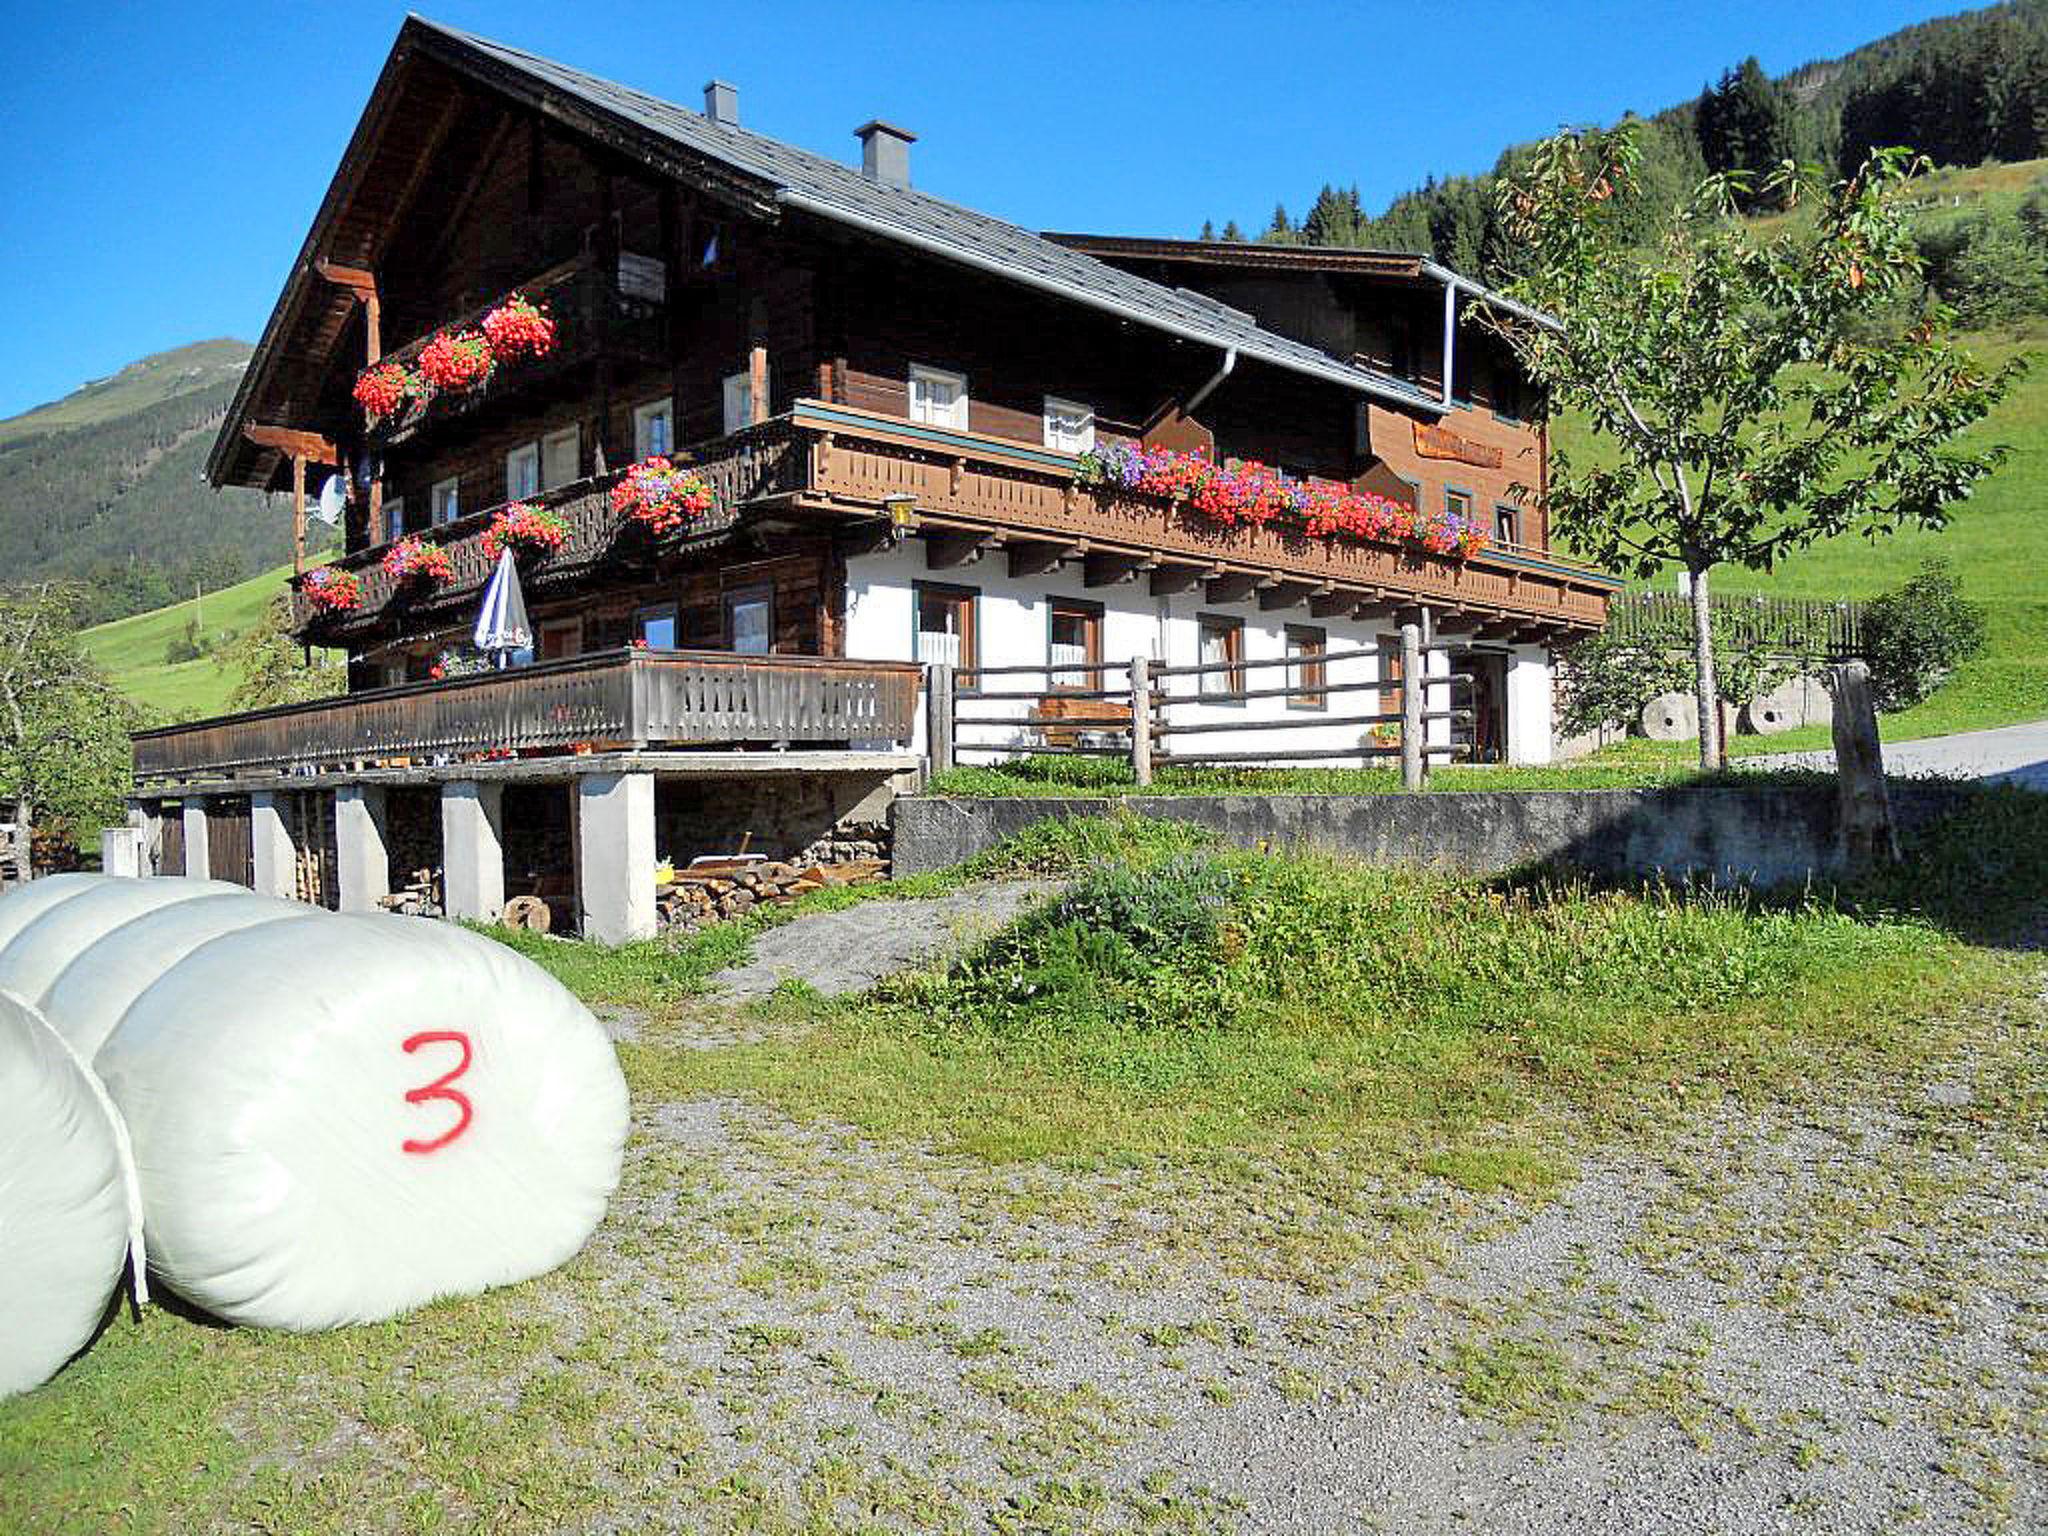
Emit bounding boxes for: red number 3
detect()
[400,1030,474,1154]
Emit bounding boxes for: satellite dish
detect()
[313,474,347,527]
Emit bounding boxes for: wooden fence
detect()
[930,623,1471,789]
[1605,592,1866,658]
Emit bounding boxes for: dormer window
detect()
[909,365,968,431]
[1042,396,1095,454]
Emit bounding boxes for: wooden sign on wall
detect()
[1414,421,1504,469]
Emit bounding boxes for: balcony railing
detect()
[366,258,666,450]
[131,649,923,784]
[298,400,1620,641]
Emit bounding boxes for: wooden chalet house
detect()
[131,18,1618,940]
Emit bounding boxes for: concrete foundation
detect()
[250,791,297,900]
[577,771,656,944]
[442,781,507,923]
[335,785,391,912]
[180,799,212,881]
[894,783,1971,888]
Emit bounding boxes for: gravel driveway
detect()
[554,980,2046,1535]
[1747,717,2048,790]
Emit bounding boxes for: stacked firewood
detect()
[657,858,886,932]
[379,866,444,918]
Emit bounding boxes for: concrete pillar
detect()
[576,771,656,944]
[181,798,212,881]
[100,826,144,877]
[335,785,390,913]
[127,803,161,875]
[250,791,298,901]
[441,781,506,923]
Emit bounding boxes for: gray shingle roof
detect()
[418,19,1443,413]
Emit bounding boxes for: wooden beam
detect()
[244,423,339,464]
[1352,600,1401,623]
[1258,581,1317,613]
[926,531,996,570]
[314,261,377,296]
[1204,572,1270,605]
[835,520,899,559]
[291,455,307,576]
[1309,588,1358,620]
[1473,620,1522,642]
[748,343,770,426]
[1434,610,1485,638]
[1084,551,1152,588]
[1148,563,1213,597]
[1007,539,1074,578]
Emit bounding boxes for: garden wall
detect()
[893,783,1971,887]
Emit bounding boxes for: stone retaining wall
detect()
[893,784,1970,887]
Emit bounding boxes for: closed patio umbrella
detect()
[474,549,533,669]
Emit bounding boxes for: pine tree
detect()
[1198,219,1216,241]
[1220,220,1245,242]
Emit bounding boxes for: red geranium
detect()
[352,361,419,423]
[481,502,569,560]
[381,534,455,588]
[481,294,556,360]
[301,566,362,614]
[610,456,715,536]
[418,329,494,392]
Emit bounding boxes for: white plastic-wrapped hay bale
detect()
[89,897,628,1330]
[0,992,141,1398]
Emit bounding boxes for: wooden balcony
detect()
[365,258,666,451]
[131,648,922,786]
[297,400,1619,643]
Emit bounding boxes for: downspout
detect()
[1438,277,1457,409]
[1182,347,1237,417]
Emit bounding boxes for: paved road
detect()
[1746,717,2048,790]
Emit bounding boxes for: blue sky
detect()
[0,0,1963,419]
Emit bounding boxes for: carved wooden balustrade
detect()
[131,648,922,785]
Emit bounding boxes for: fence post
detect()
[926,664,955,776]
[1400,622,1424,791]
[1129,655,1153,788]
[1830,660,1897,866]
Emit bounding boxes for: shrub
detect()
[1860,559,1987,713]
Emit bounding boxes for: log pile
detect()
[657,858,887,932]
[378,866,444,918]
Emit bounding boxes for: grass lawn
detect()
[3,791,2042,1532]
[80,564,306,721]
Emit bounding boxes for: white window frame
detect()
[723,364,769,435]
[540,427,580,491]
[908,364,969,430]
[383,496,406,538]
[431,476,461,526]
[505,442,540,501]
[1042,396,1095,454]
[632,397,673,460]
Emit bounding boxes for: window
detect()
[1493,504,1521,546]
[1378,636,1405,716]
[1047,599,1102,689]
[505,442,540,501]
[908,365,969,430]
[722,367,766,435]
[383,496,406,538]
[634,603,678,651]
[1042,396,1095,454]
[538,619,582,661]
[1285,625,1327,710]
[1197,614,1243,700]
[915,582,977,685]
[541,427,580,491]
[1445,487,1474,524]
[724,583,772,655]
[633,398,673,460]
[431,477,461,526]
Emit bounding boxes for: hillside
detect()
[0,340,327,625]
[81,564,298,721]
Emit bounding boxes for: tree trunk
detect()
[12,788,31,885]
[1688,563,1723,771]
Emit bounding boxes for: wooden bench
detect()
[1033,692,1132,747]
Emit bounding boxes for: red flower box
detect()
[610,456,716,536]
[381,535,455,588]
[352,361,419,423]
[418,329,494,393]
[301,566,363,614]
[482,502,570,561]
[481,294,556,360]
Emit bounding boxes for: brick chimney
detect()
[703,80,738,127]
[855,120,915,190]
